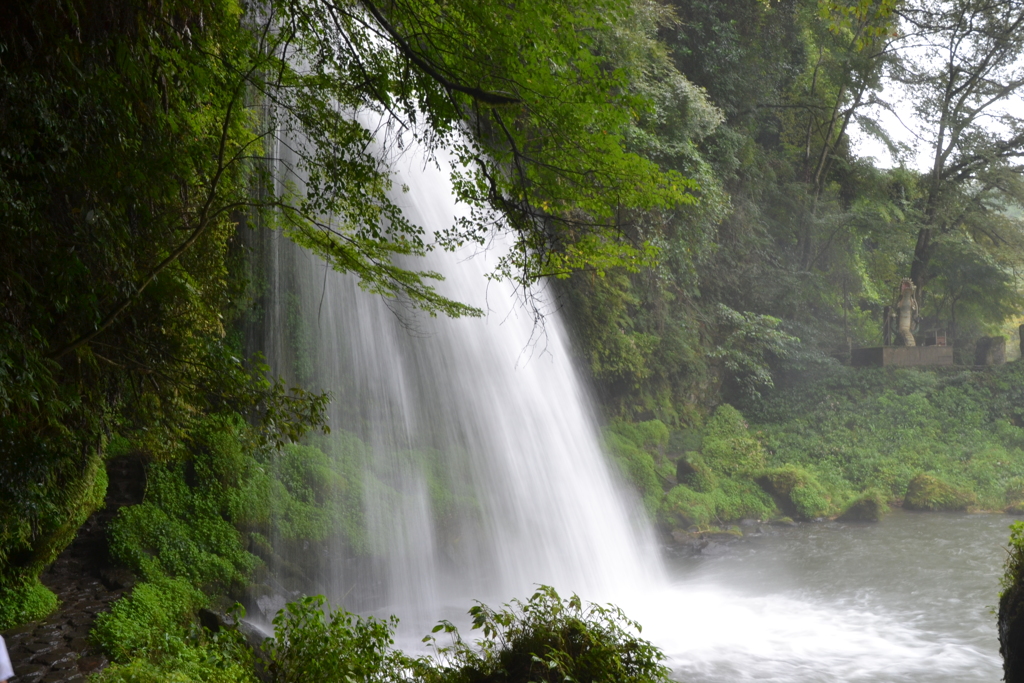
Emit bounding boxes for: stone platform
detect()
[851,345,954,368]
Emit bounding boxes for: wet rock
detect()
[77,655,108,672]
[15,663,48,678]
[99,567,137,591]
[24,640,57,653]
[34,648,73,666]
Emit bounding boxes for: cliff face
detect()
[1002,523,1024,682]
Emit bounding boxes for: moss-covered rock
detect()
[675,455,717,493]
[604,423,668,515]
[837,490,889,522]
[903,473,976,511]
[1000,522,1024,681]
[658,477,775,530]
[755,466,833,520]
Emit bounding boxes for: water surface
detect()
[625,511,1011,682]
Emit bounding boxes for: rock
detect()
[77,655,108,673]
[771,516,797,526]
[33,648,72,666]
[99,567,137,591]
[756,466,832,520]
[837,491,889,522]
[904,473,976,511]
[674,456,716,492]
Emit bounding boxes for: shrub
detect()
[420,586,671,683]
[701,405,766,476]
[0,577,59,630]
[263,596,408,683]
[92,578,207,663]
[903,473,977,511]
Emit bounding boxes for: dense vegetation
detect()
[607,363,1024,536]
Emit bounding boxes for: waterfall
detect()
[247,123,665,638]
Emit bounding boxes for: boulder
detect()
[837,491,888,522]
[755,466,832,520]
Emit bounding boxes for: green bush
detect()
[263,596,409,683]
[701,405,766,476]
[92,582,257,683]
[0,577,59,630]
[420,586,671,683]
[92,577,207,663]
[904,473,977,511]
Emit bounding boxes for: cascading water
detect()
[248,125,664,638]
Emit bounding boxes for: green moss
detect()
[836,490,889,522]
[604,431,664,515]
[904,473,977,512]
[756,466,833,520]
[701,405,766,476]
[659,477,775,529]
[0,577,59,630]
[0,445,106,629]
[675,455,717,492]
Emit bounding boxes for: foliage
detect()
[0,0,330,621]
[756,466,834,519]
[0,577,60,631]
[107,416,260,590]
[709,306,800,400]
[263,596,409,683]
[903,473,976,512]
[604,421,672,515]
[92,577,208,663]
[701,405,767,476]
[749,364,1024,510]
[420,586,671,683]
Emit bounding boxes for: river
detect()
[624,510,1010,682]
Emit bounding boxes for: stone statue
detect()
[890,278,918,347]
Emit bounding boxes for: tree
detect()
[893,0,1024,292]
[270,0,699,309]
